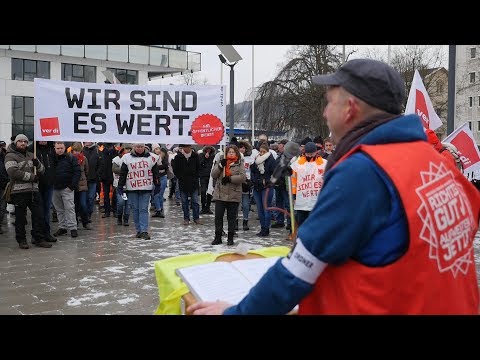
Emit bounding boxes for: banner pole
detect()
[34,140,37,175]
[286,176,296,243]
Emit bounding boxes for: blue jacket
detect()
[224,114,427,315]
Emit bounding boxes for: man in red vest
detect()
[188,58,480,315]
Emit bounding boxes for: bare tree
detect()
[180,72,209,85]
[254,45,353,140]
[362,45,448,136]
[389,46,446,104]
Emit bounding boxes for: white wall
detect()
[0,50,153,142]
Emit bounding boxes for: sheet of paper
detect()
[176,262,252,305]
[231,256,280,285]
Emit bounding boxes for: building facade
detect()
[422,67,449,139]
[0,45,201,141]
[455,45,480,144]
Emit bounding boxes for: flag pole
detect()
[447,45,456,135]
[33,140,37,175]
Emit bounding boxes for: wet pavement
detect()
[1,197,479,315]
[0,198,293,315]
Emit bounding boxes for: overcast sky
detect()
[150,45,447,104]
[189,45,293,103]
[150,45,292,103]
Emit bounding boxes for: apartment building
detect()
[455,45,480,144]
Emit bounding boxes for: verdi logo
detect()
[415,90,430,129]
[40,117,60,136]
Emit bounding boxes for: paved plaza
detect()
[0,198,293,315]
[1,197,479,315]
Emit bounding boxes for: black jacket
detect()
[0,150,8,189]
[36,142,56,185]
[53,153,81,190]
[198,146,215,178]
[99,146,116,182]
[83,145,100,182]
[172,151,200,193]
[250,154,276,192]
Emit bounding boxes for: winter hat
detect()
[304,142,317,154]
[300,137,312,146]
[151,143,160,151]
[14,134,28,144]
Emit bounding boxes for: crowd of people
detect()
[1,58,480,315]
[0,131,335,249]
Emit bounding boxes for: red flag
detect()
[443,122,480,177]
[449,130,480,169]
[405,70,443,130]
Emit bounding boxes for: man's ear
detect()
[345,97,360,125]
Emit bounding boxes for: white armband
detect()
[281,238,327,284]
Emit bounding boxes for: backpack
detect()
[440,143,464,173]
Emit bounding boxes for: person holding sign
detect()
[117,143,159,240]
[4,135,53,249]
[188,59,480,315]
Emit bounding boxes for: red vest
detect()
[299,141,480,314]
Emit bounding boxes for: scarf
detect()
[255,152,271,174]
[182,149,192,159]
[73,152,85,166]
[225,155,238,176]
[325,113,399,173]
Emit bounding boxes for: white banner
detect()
[34,79,227,145]
[405,70,443,131]
[443,122,480,180]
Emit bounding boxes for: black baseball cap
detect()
[312,59,405,115]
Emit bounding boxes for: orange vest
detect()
[299,141,480,314]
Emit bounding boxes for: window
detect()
[470,72,476,83]
[12,96,34,141]
[61,63,96,82]
[11,58,50,81]
[468,121,472,130]
[471,47,476,58]
[469,96,473,107]
[106,67,138,84]
[478,96,480,107]
[436,81,444,93]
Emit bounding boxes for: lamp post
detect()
[216,45,242,142]
[219,54,237,141]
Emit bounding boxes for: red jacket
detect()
[300,141,480,314]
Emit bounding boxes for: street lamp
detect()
[101,69,121,84]
[216,45,242,142]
